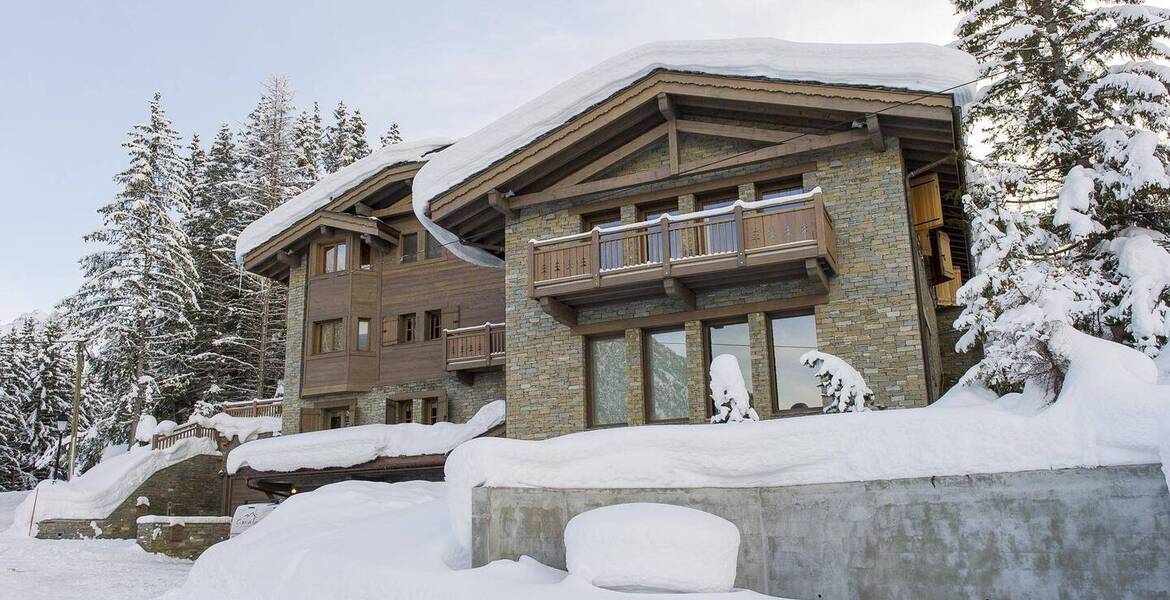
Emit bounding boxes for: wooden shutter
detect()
[441,305,460,333]
[936,267,962,307]
[910,173,943,232]
[388,317,398,345]
[933,230,955,283]
[299,407,321,433]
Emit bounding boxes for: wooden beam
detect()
[276,250,301,268]
[539,297,577,326]
[461,241,503,253]
[352,201,374,216]
[487,189,516,221]
[571,293,828,336]
[663,277,695,310]
[865,114,885,153]
[558,123,669,188]
[454,207,502,238]
[805,258,829,293]
[361,234,394,253]
[658,93,679,175]
[675,119,811,144]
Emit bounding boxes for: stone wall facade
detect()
[35,453,222,540]
[136,517,231,560]
[504,136,931,439]
[472,464,1170,598]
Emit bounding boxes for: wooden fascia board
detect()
[429,72,955,223]
[557,122,669,188]
[244,212,395,270]
[674,119,817,144]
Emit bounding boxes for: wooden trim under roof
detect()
[243,211,401,275]
[428,70,959,224]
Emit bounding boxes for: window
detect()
[323,405,352,429]
[388,399,413,424]
[399,313,416,343]
[424,396,448,424]
[700,191,739,255]
[587,336,628,427]
[400,233,418,263]
[359,240,373,270]
[770,315,821,411]
[584,212,624,270]
[425,232,443,259]
[319,242,347,273]
[706,321,752,394]
[758,179,806,214]
[639,202,680,264]
[313,319,343,354]
[425,310,443,341]
[356,318,371,351]
[645,328,689,422]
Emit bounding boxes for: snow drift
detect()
[6,438,218,536]
[235,138,453,263]
[226,400,504,474]
[188,412,281,444]
[444,329,1170,552]
[412,38,979,267]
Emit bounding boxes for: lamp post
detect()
[51,413,68,482]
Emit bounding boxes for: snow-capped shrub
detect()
[708,354,758,423]
[800,351,873,413]
[134,415,158,444]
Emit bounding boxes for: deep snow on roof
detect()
[412,38,979,267]
[235,138,454,263]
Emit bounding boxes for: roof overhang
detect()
[243,210,401,279]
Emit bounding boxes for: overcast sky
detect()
[0,0,962,322]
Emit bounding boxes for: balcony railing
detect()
[221,398,283,419]
[527,188,837,301]
[151,422,218,451]
[444,322,506,371]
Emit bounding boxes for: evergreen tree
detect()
[26,317,76,479]
[323,101,371,172]
[349,109,371,161]
[293,102,324,180]
[0,318,38,489]
[953,0,1170,393]
[379,122,402,147]
[72,92,199,442]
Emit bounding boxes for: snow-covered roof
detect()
[413,38,979,268]
[235,138,454,263]
[226,400,504,474]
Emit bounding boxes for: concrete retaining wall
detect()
[472,464,1170,599]
[136,516,231,560]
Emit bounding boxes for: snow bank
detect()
[235,138,453,263]
[137,515,233,526]
[413,38,978,267]
[6,438,218,536]
[445,329,1169,552]
[226,400,503,474]
[188,413,281,444]
[164,480,776,600]
[564,503,740,593]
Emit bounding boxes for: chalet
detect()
[238,38,979,447]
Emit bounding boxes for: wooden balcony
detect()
[221,398,283,419]
[527,189,838,323]
[444,322,506,372]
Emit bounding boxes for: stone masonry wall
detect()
[505,137,928,439]
[35,453,223,540]
[136,518,231,560]
[282,259,307,434]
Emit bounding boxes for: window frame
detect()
[425,310,443,341]
[767,312,822,416]
[584,334,630,429]
[424,232,444,260]
[312,319,344,355]
[317,241,349,275]
[358,239,373,270]
[642,326,690,424]
[400,232,419,264]
[703,318,753,414]
[355,317,371,352]
[399,313,417,343]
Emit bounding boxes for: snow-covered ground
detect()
[1,488,191,600]
[162,480,778,600]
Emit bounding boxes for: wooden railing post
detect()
[527,240,536,298]
[734,204,746,266]
[814,194,826,257]
[483,323,492,363]
[591,229,601,287]
[660,215,671,275]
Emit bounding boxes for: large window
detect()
[770,315,821,411]
[706,321,752,395]
[645,328,689,422]
[425,232,443,259]
[587,336,628,427]
[356,318,371,351]
[319,242,347,273]
[400,233,418,263]
[313,319,343,354]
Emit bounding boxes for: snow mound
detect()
[412,38,978,267]
[235,138,453,263]
[226,400,504,474]
[709,354,757,422]
[135,415,158,443]
[565,503,740,593]
[6,438,218,536]
[444,328,1169,553]
[188,413,281,444]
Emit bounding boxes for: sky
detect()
[0,0,963,322]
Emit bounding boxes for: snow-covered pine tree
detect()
[0,317,37,489]
[348,109,371,161]
[233,77,314,399]
[379,122,402,147]
[73,92,199,442]
[26,317,76,479]
[293,102,324,180]
[179,134,215,409]
[953,0,1170,393]
[323,101,372,173]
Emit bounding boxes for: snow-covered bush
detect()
[800,351,873,413]
[134,415,158,444]
[708,355,758,423]
[564,503,740,593]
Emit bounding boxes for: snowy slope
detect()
[444,329,1170,551]
[412,38,979,267]
[226,400,503,474]
[6,438,218,536]
[235,138,453,262]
